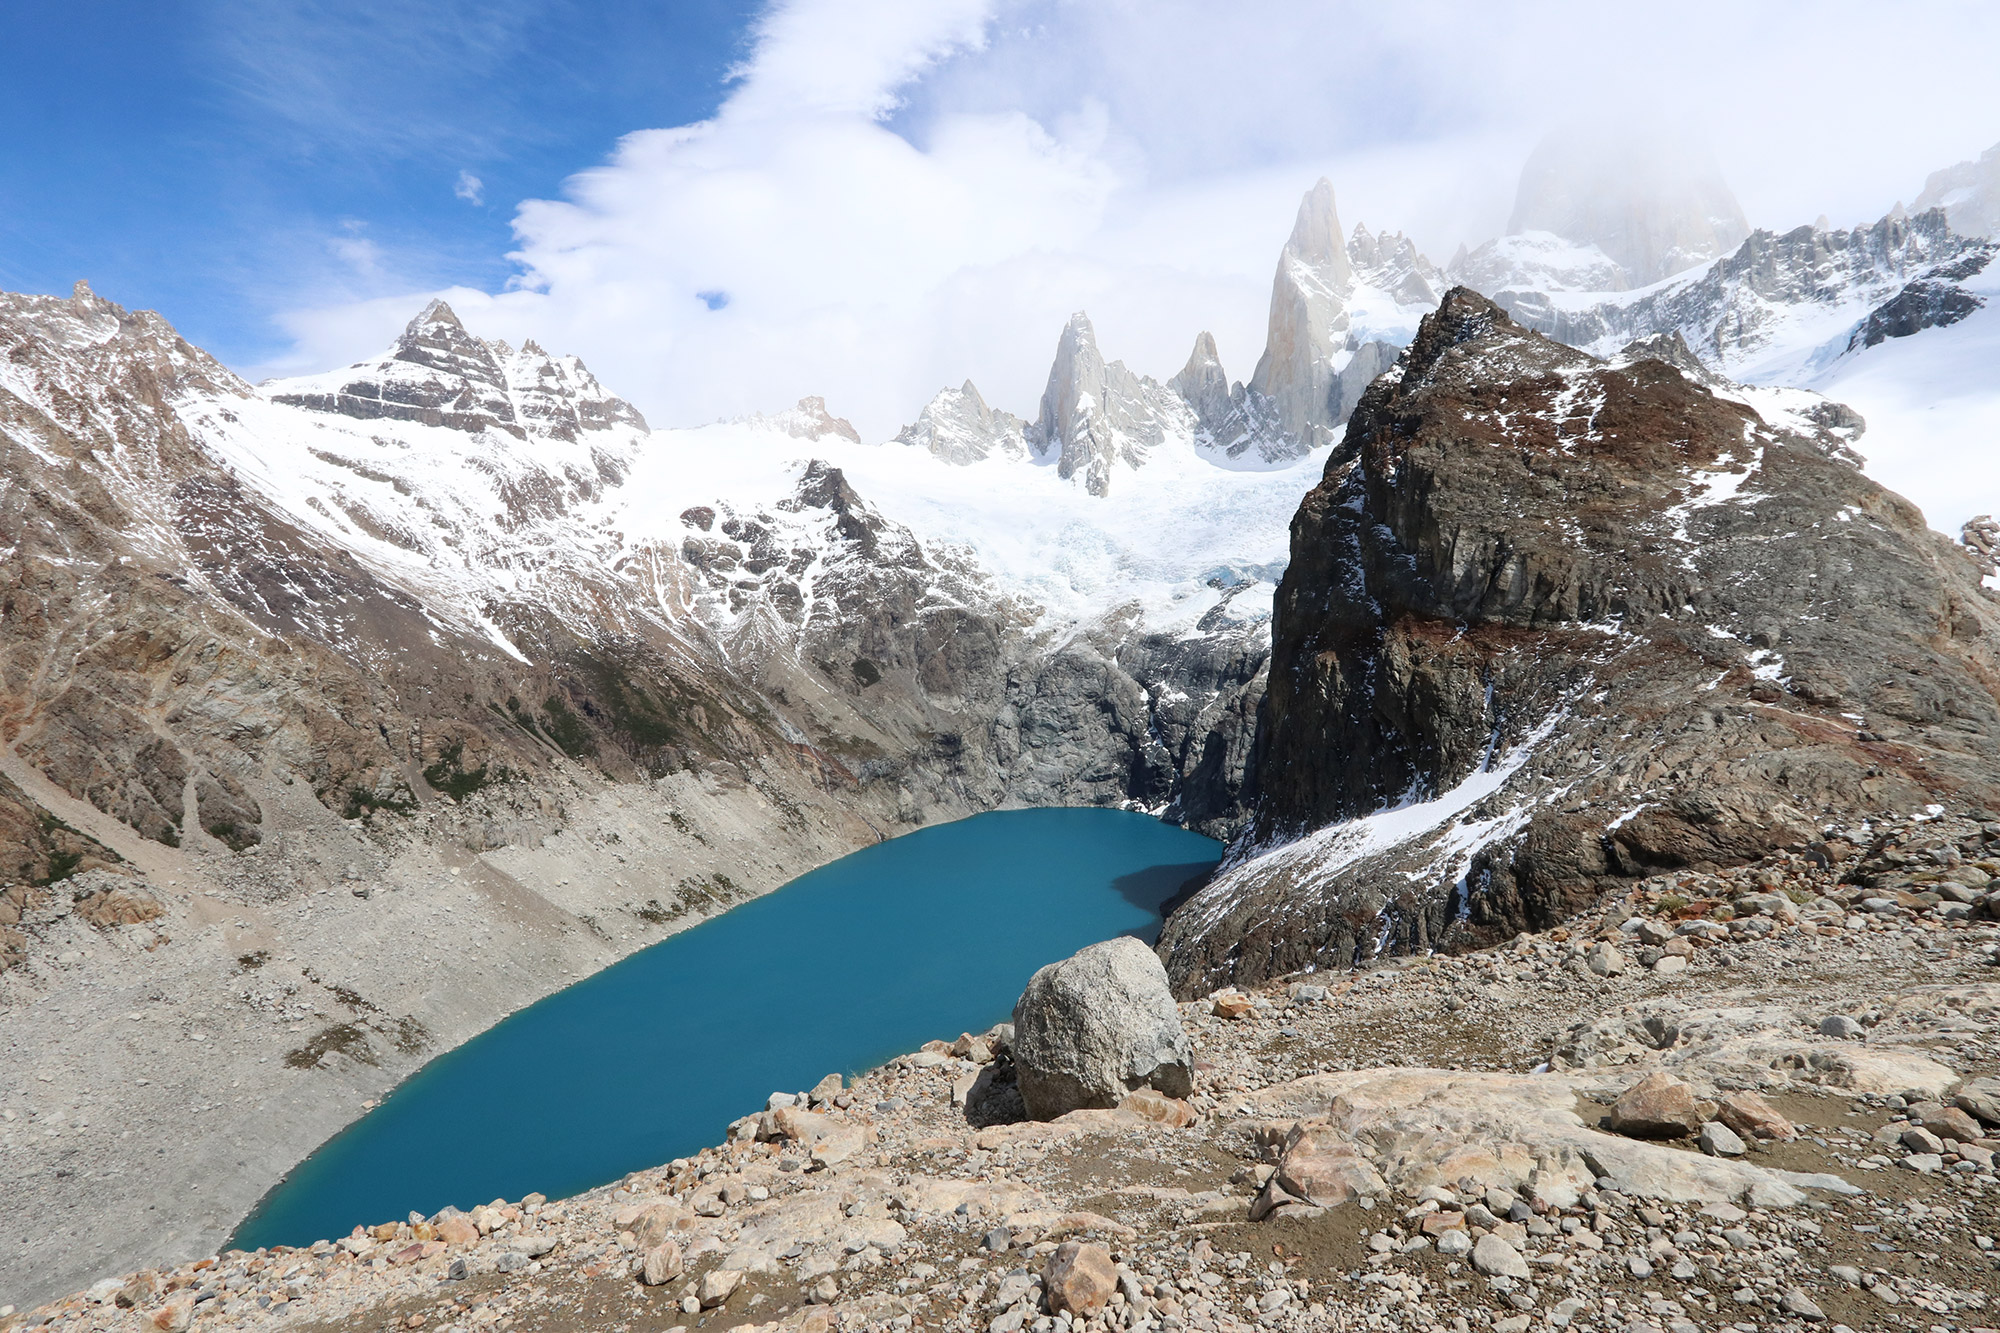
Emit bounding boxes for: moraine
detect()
[230,808,1220,1250]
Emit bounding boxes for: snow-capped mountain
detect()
[268,298,647,440]
[1024,312,1195,497]
[1475,205,1997,535]
[890,180,1443,482]
[9,136,2000,1305]
[892,381,1026,464]
[1491,207,1994,382]
[1501,128,1751,289]
[1915,139,2000,238]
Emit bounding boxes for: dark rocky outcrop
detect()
[1160,288,2000,994]
[1848,278,1985,351]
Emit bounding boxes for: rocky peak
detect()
[1244,179,1355,459]
[894,379,1027,465]
[1161,287,2000,991]
[1507,129,1750,287]
[1166,332,1232,442]
[1028,312,1192,497]
[265,301,646,440]
[1347,224,1442,308]
[740,395,863,444]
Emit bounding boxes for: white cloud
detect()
[328,225,384,280]
[266,0,2000,439]
[454,170,485,205]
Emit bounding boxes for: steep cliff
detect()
[1160,289,2000,993]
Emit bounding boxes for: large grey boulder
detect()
[1011,937,1194,1120]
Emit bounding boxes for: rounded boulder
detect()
[1011,936,1194,1120]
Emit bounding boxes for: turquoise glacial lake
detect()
[232,807,1220,1250]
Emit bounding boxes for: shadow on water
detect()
[228,807,1220,1251]
[1109,860,1224,918]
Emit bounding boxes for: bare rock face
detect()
[1244,179,1354,460]
[1027,312,1194,496]
[1160,288,2000,993]
[1168,332,1233,445]
[1011,937,1194,1119]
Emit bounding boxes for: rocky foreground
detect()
[12,808,2000,1333]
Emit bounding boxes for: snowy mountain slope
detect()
[1475,207,1998,536]
[1807,251,2000,545]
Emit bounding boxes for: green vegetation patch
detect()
[423,739,491,802]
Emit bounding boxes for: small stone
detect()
[1627,1255,1654,1278]
[1651,954,1688,975]
[1587,942,1626,976]
[807,1276,840,1304]
[697,1268,742,1309]
[1716,1090,1795,1141]
[1494,1316,1531,1333]
[434,1212,479,1245]
[1902,1152,1944,1174]
[150,1297,193,1333]
[1610,1071,1703,1139]
[1210,990,1255,1020]
[640,1241,684,1286]
[1900,1125,1945,1154]
[1119,1086,1198,1127]
[1472,1234,1530,1279]
[1954,1075,2000,1125]
[116,1275,160,1308]
[1437,1229,1473,1257]
[1043,1242,1118,1317]
[1698,1121,1747,1157]
[984,1226,1013,1252]
[1917,1104,1983,1142]
[680,1295,700,1315]
[1780,1289,1826,1321]
[808,1072,843,1106]
[1819,1015,1864,1039]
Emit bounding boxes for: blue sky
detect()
[0,0,756,365]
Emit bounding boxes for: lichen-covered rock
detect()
[1011,937,1194,1120]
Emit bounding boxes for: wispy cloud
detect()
[202,0,544,162]
[268,0,2000,436]
[454,170,485,205]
